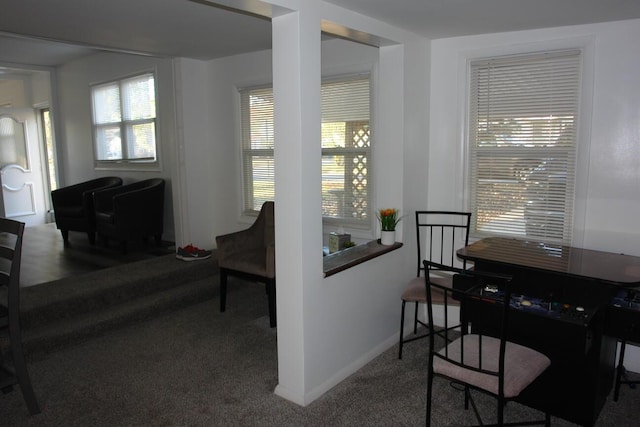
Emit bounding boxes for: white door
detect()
[0,109,48,226]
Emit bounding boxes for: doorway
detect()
[0,68,57,226]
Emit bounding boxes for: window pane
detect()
[321,120,370,221]
[0,116,28,169]
[248,155,275,210]
[126,122,156,160]
[248,90,274,150]
[95,125,122,160]
[122,74,156,121]
[322,153,368,220]
[92,83,121,124]
[322,122,346,148]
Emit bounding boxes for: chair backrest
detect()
[0,218,25,321]
[251,201,274,247]
[424,259,513,397]
[415,211,471,277]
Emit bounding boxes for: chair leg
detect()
[266,278,277,328]
[426,366,434,426]
[614,340,627,402]
[399,300,406,359]
[219,269,228,312]
[413,302,419,334]
[497,396,505,426]
[9,317,40,414]
[61,229,70,246]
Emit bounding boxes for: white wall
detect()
[175,50,272,249]
[56,52,178,241]
[429,18,640,371]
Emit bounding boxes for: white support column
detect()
[271,5,323,405]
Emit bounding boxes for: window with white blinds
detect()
[468,50,581,243]
[240,75,371,225]
[91,72,157,165]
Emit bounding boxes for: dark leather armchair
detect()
[51,176,123,245]
[216,201,276,327]
[94,178,165,252]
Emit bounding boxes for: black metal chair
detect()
[0,218,40,414]
[424,260,551,426]
[398,211,471,359]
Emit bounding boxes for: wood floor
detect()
[20,223,176,287]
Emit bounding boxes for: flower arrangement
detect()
[377,208,401,231]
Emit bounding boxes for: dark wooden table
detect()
[457,237,640,426]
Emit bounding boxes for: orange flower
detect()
[377,208,401,231]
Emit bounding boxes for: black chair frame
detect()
[424,260,550,426]
[398,210,471,359]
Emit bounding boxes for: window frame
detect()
[90,71,159,170]
[465,49,583,245]
[238,73,373,229]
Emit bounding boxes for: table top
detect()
[457,237,640,287]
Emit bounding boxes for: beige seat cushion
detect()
[434,334,551,398]
[401,274,454,303]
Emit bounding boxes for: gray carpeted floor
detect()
[2,278,639,426]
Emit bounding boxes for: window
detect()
[91,72,157,164]
[240,75,371,225]
[468,50,581,243]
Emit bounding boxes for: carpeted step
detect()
[22,276,218,358]
[20,253,218,330]
[17,253,219,358]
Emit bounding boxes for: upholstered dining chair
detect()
[398,211,471,359]
[0,218,40,414]
[424,260,551,426]
[216,201,276,327]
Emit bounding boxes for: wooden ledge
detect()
[323,240,403,277]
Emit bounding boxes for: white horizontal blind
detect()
[240,75,371,224]
[240,87,275,211]
[91,72,156,163]
[468,50,581,243]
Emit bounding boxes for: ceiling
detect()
[2,0,640,67]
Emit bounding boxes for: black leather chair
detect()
[93,178,165,252]
[51,176,123,245]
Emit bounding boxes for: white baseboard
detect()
[273,332,399,407]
